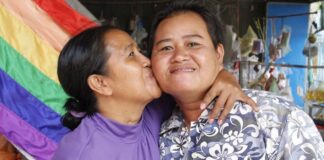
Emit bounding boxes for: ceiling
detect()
[80,0,322,36]
[80,0,321,5]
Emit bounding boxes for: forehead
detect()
[155,11,208,38]
[104,29,134,49]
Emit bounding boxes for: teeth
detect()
[180,68,194,72]
[172,68,195,73]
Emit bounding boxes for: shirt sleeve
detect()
[278,108,324,159]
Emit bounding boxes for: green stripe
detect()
[0,37,67,115]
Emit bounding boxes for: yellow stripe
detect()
[0,0,70,52]
[0,0,70,51]
[0,4,59,83]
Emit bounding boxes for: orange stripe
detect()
[0,0,71,52]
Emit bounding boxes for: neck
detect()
[174,93,205,127]
[97,96,147,125]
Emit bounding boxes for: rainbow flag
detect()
[0,0,98,159]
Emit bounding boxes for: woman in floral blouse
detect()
[150,0,324,159]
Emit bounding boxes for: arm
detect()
[201,69,258,124]
[151,69,256,125]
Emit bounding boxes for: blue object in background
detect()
[266,3,309,108]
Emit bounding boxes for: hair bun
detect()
[62,98,85,130]
[65,98,87,118]
[64,98,81,111]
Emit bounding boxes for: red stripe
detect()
[33,0,98,35]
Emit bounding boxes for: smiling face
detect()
[102,29,161,103]
[151,11,224,100]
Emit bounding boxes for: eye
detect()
[188,42,199,48]
[160,46,173,52]
[128,51,135,57]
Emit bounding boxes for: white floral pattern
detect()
[160,90,324,160]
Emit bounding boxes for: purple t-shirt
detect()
[52,98,172,160]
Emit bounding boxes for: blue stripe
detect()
[0,68,69,142]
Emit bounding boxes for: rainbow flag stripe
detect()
[0,0,98,159]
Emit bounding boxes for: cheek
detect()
[151,57,166,82]
[113,63,140,80]
[196,52,219,71]
[151,56,163,72]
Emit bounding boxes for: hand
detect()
[200,69,258,125]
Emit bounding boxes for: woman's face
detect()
[151,12,224,99]
[102,29,161,102]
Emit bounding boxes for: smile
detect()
[170,67,196,73]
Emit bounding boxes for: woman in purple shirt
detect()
[52,25,256,160]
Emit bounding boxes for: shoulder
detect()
[244,90,324,158]
[244,89,296,107]
[52,117,97,160]
[244,89,300,117]
[244,89,302,127]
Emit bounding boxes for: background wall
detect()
[80,1,313,108]
[266,2,309,107]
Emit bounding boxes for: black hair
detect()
[148,0,224,56]
[58,25,118,130]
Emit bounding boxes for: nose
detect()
[140,54,151,68]
[171,46,189,63]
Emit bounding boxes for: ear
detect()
[215,44,224,65]
[87,74,113,96]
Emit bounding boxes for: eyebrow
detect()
[183,34,203,39]
[154,38,172,46]
[124,43,133,52]
[154,34,203,46]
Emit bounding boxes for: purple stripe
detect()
[0,69,69,142]
[0,104,57,160]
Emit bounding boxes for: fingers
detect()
[217,96,235,125]
[208,90,259,126]
[246,97,258,112]
[239,94,259,112]
[208,90,229,124]
[202,69,259,125]
[201,70,230,110]
[200,86,221,110]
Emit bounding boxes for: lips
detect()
[169,66,196,73]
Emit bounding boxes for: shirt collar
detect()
[160,100,216,135]
[92,113,143,143]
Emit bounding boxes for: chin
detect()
[164,86,196,98]
[151,89,162,99]
[145,86,162,99]
[165,83,193,92]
